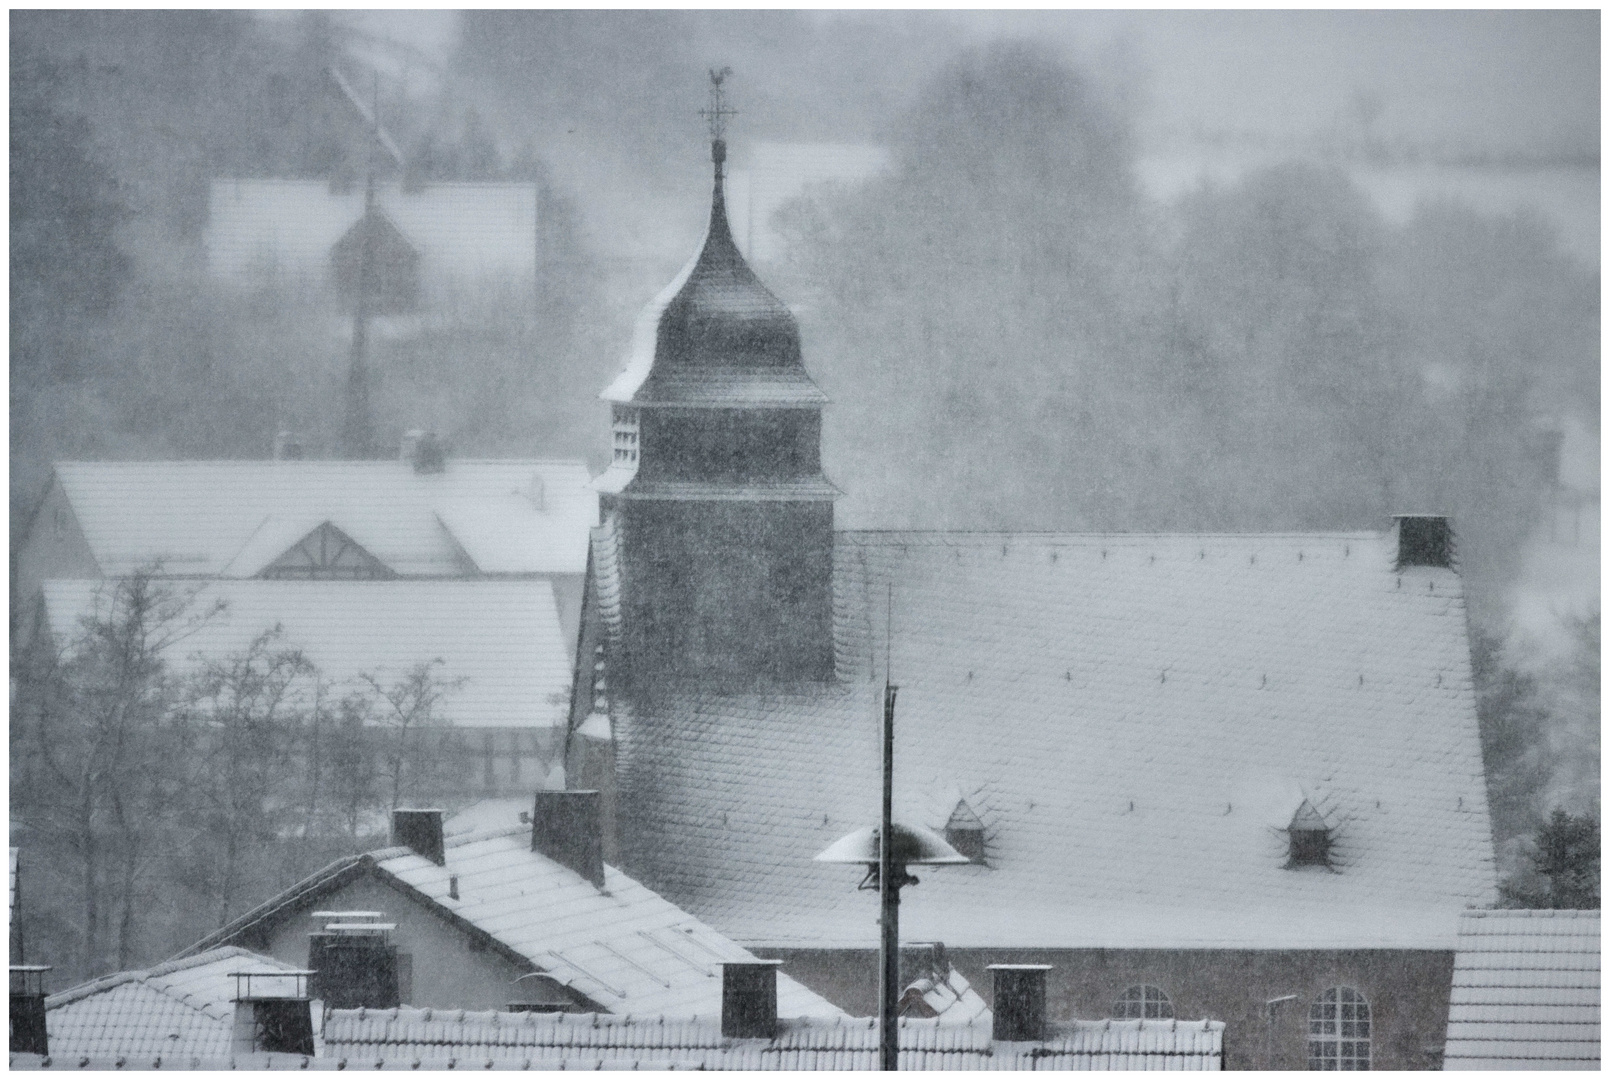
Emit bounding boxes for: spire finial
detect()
[699,66,737,148]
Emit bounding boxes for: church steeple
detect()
[595,70,837,685]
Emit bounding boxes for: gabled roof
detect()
[206,179,537,285]
[45,946,302,1059]
[323,1008,1222,1070]
[42,579,571,730]
[1443,908,1600,1069]
[599,528,1497,950]
[180,819,842,1021]
[48,459,595,578]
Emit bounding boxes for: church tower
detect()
[595,73,837,685]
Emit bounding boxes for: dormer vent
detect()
[944,800,986,864]
[1285,800,1333,869]
[1394,515,1454,569]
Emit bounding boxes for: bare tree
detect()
[181,626,316,928]
[361,660,466,810]
[11,572,219,976]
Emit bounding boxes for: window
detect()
[1113,984,1173,1019]
[1286,800,1333,869]
[1308,987,1370,1070]
[944,799,986,863]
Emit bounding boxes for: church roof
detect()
[42,578,572,732]
[593,527,1497,951]
[46,459,594,579]
[601,141,826,409]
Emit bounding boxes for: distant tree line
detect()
[9,573,473,984]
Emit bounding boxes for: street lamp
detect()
[816,682,968,1070]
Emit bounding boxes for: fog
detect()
[9,10,1598,982]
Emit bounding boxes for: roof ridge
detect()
[173,854,373,959]
[838,529,1384,542]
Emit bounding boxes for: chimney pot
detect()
[272,431,306,461]
[10,966,50,1056]
[531,791,604,889]
[391,809,445,866]
[1393,515,1455,570]
[401,430,446,474]
[989,964,1051,1043]
[720,961,783,1039]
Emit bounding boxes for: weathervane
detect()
[699,66,737,143]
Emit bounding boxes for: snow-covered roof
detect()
[600,527,1496,950]
[323,1008,1222,1070]
[45,947,303,1059]
[181,821,842,1022]
[42,579,571,731]
[206,179,537,286]
[49,459,595,578]
[1443,909,1600,1070]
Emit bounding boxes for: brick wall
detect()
[766,946,1455,1071]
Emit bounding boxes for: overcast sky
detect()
[323,9,1598,159]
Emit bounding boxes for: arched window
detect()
[1113,984,1173,1019]
[1308,987,1370,1070]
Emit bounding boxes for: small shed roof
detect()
[1443,908,1600,1070]
[45,947,302,1059]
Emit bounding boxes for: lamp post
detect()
[816,682,968,1070]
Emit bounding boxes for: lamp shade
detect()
[814,822,971,866]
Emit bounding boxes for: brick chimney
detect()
[391,808,445,866]
[531,791,605,889]
[1394,514,1455,569]
[10,966,49,1056]
[720,960,783,1039]
[307,919,400,1010]
[229,970,316,1057]
[989,964,1051,1042]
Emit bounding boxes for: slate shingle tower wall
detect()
[594,135,837,685]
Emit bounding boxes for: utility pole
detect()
[878,677,899,1071]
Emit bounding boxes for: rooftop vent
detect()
[944,801,986,864]
[400,429,446,474]
[229,970,316,1057]
[531,790,605,889]
[307,918,400,1009]
[391,808,445,866]
[989,964,1051,1043]
[272,431,306,461]
[720,960,783,1039]
[1285,801,1333,869]
[10,965,50,1056]
[1394,515,1454,570]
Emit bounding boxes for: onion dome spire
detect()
[602,68,824,407]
